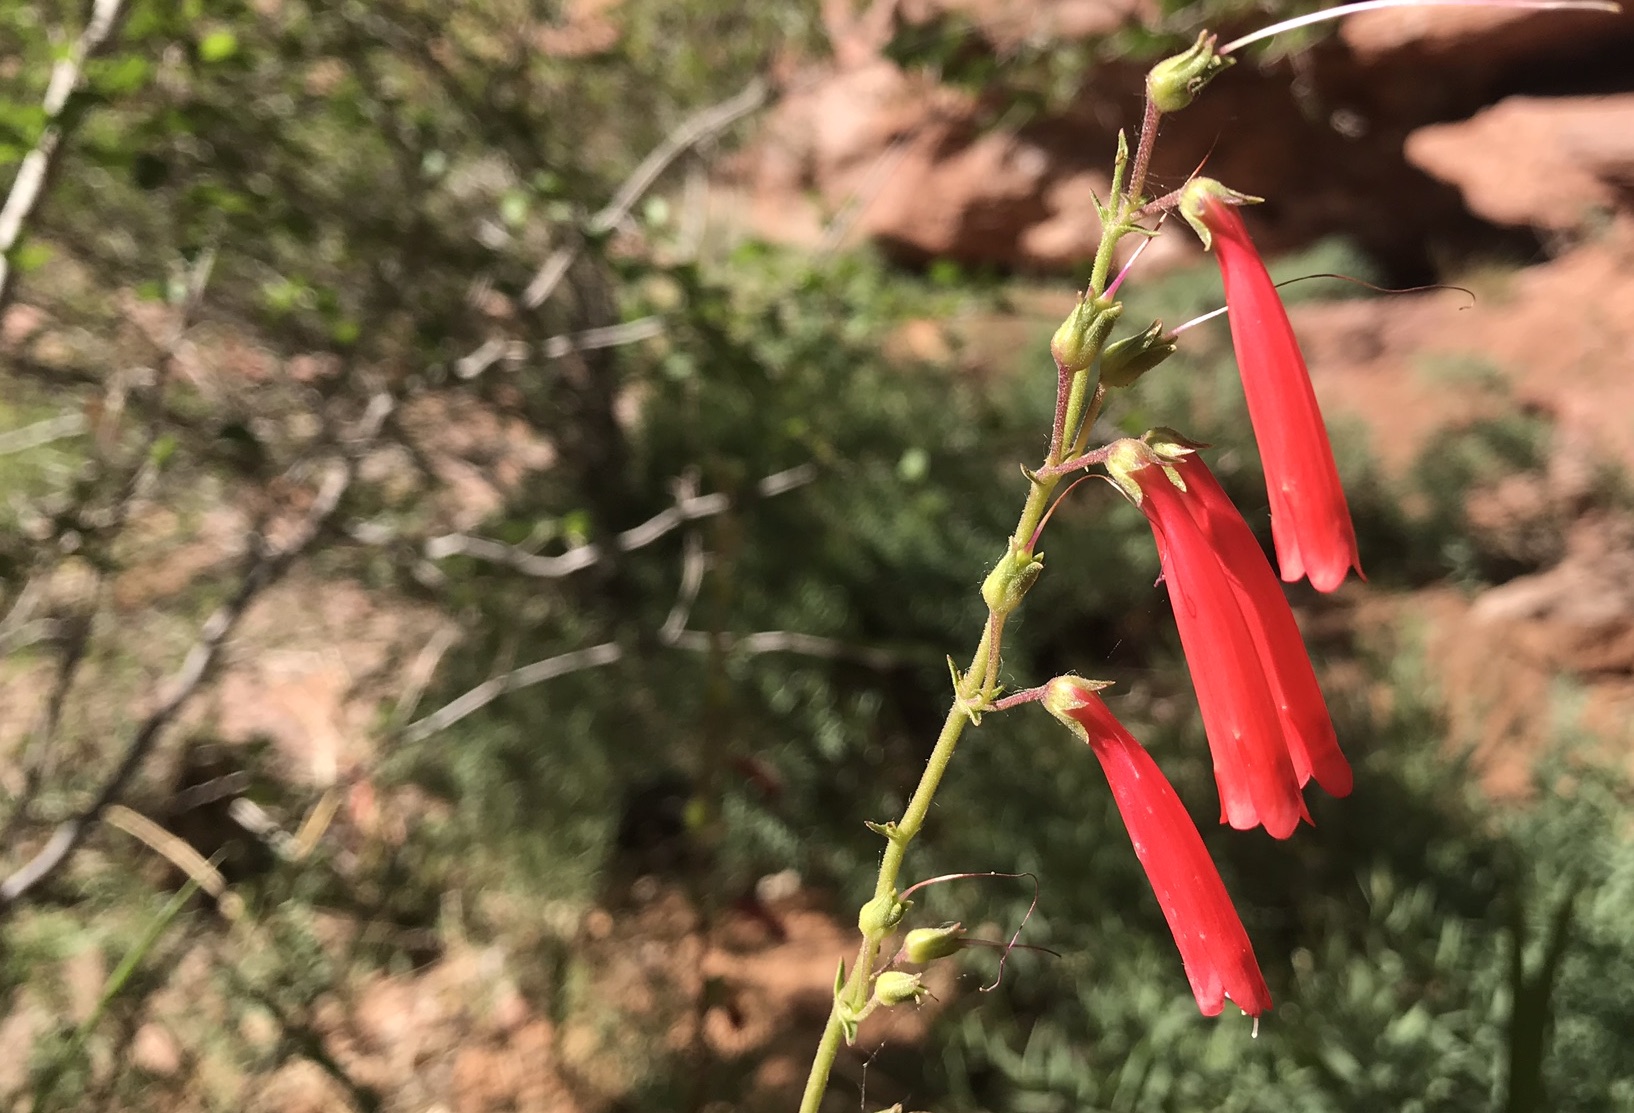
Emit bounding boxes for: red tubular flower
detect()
[1111,441,1307,838]
[1183,179,1362,594]
[1165,446,1353,800]
[1044,676,1272,1018]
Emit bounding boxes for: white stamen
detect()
[1170,304,1229,335]
[1220,0,1620,55]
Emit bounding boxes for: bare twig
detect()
[424,463,815,576]
[589,79,769,243]
[391,624,461,728]
[0,575,47,654]
[1,250,219,841]
[815,137,913,261]
[0,413,87,456]
[454,315,667,379]
[401,642,625,744]
[453,77,769,379]
[0,422,374,909]
[659,531,708,645]
[516,78,768,308]
[667,629,898,669]
[401,453,869,746]
[0,0,132,311]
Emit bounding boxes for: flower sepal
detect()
[1141,426,1210,460]
[1179,178,1262,251]
[1041,675,1116,738]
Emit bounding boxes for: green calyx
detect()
[903,922,967,964]
[1101,438,1157,503]
[1050,294,1122,375]
[1145,32,1233,113]
[1101,429,1207,502]
[872,970,929,1007]
[1042,675,1114,738]
[981,543,1044,618]
[858,891,911,936]
[1178,176,1262,250]
[1100,321,1178,388]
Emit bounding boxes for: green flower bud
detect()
[858,892,910,936]
[872,970,929,1007]
[981,545,1044,618]
[1100,321,1178,388]
[1050,294,1122,374]
[1145,32,1233,113]
[903,922,967,964]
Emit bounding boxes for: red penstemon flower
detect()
[1112,440,1306,838]
[1164,444,1353,800]
[1044,676,1272,1018]
[1182,178,1363,594]
[1108,436,1354,834]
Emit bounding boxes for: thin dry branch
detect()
[521,78,767,310]
[405,462,890,746]
[453,77,769,379]
[0,0,132,311]
[401,641,625,744]
[454,315,667,379]
[424,463,816,577]
[0,413,87,456]
[659,530,708,644]
[667,629,898,669]
[400,621,895,748]
[0,397,391,910]
[0,251,218,840]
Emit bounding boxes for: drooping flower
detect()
[1155,435,1353,800]
[1108,439,1307,839]
[1044,676,1272,1018]
[1182,178,1363,593]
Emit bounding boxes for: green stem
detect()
[799,147,1135,1113]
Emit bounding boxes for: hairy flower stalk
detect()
[1182,179,1363,592]
[1044,677,1272,1017]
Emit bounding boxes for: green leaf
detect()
[89,55,151,94]
[11,242,52,273]
[197,29,237,63]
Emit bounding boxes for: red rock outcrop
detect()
[729,0,1634,272]
[1407,95,1634,233]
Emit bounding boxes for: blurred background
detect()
[2,0,1634,1109]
